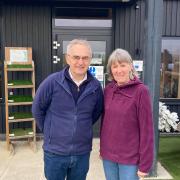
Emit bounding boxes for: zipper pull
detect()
[77,86,80,92]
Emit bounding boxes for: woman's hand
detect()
[137,170,148,180]
[99,155,102,160]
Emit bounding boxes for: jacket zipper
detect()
[49,116,52,144]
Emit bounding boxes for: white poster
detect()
[10,49,28,62]
[133,60,143,71]
[89,66,104,81]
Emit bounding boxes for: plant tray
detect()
[9,128,33,137]
[8,80,33,86]
[8,95,33,102]
[9,112,33,119]
[7,64,32,69]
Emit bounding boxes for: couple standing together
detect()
[32,39,154,180]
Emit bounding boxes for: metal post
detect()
[143,0,163,176]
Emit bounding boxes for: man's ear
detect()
[65,54,69,65]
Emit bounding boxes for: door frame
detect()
[52,30,112,72]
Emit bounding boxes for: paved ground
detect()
[0,138,173,180]
[0,138,105,180]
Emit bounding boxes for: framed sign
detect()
[5,47,32,64]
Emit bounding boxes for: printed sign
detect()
[89,66,104,82]
[10,49,28,62]
[133,60,143,71]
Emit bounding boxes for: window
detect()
[160,38,180,98]
[62,40,106,66]
[54,7,112,28]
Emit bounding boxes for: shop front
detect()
[0,0,168,176]
[0,0,142,134]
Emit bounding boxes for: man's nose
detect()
[78,58,84,64]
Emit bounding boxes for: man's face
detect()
[66,44,91,78]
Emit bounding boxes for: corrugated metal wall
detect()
[2,4,52,86]
[0,4,4,134]
[163,0,180,36]
[0,4,52,133]
[114,0,145,60]
[114,0,180,57]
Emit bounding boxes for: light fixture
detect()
[121,0,131,2]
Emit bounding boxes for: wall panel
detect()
[0,4,52,133]
[2,4,52,85]
[163,0,180,36]
[114,0,145,59]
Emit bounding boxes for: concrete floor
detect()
[0,139,105,180]
[0,138,173,180]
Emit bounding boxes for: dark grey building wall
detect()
[2,4,52,86]
[114,0,180,58]
[114,0,145,60]
[0,4,4,134]
[0,4,52,133]
[163,0,180,36]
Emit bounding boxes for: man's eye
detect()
[73,56,80,60]
[82,56,89,61]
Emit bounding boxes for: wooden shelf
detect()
[4,61,36,151]
[8,85,34,89]
[9,134,34,140]
[7,68,33,71]
[8,118,35,123]
[8,102,33,106]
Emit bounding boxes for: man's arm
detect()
[32,76,53,132]
[92,85,104,124]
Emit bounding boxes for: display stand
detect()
[4,47,36,153]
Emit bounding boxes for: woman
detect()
[100,49,154,180]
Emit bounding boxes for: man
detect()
[32,39,103,180]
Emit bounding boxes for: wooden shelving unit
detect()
[4,61,36,152]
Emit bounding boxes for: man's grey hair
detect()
[107,48,138,81]
[66,39,92,57]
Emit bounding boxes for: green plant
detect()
[8,95,33,102]
[9,112,33,119]
[9,128,33,136]
[8,80,33,85]
[7,64,32,68]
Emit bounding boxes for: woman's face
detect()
[111,61,132,86]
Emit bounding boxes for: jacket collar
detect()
[55,66,100,96]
